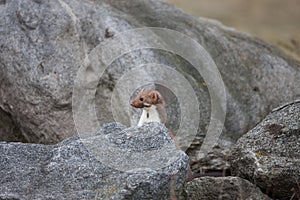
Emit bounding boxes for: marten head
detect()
[130,89,164,109]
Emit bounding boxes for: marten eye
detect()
[139,97,144,101]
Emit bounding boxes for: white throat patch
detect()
[137,105,161,126]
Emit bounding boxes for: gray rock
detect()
[0,122,189,200]
[230,100,300,199]
[190,139,232,173]
[0,0,83,143]
[0,108,24,142]
[183,176,271,200]
[0,0,299,162]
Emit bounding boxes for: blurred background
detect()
[167,0,300,61]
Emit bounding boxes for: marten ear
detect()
[149,91,160,103]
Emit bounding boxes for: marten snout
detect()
[130,100,144,108]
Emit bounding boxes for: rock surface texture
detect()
[0,122,189,200]
[0,0,299,152]
[184,176,271,200]
[230,100,300,199]
[0,0,299,199]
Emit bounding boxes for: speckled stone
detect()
[0,122,189,200]
[230,100,300,199]
[184,176,271,200]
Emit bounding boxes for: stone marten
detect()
[130,89,167,127]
